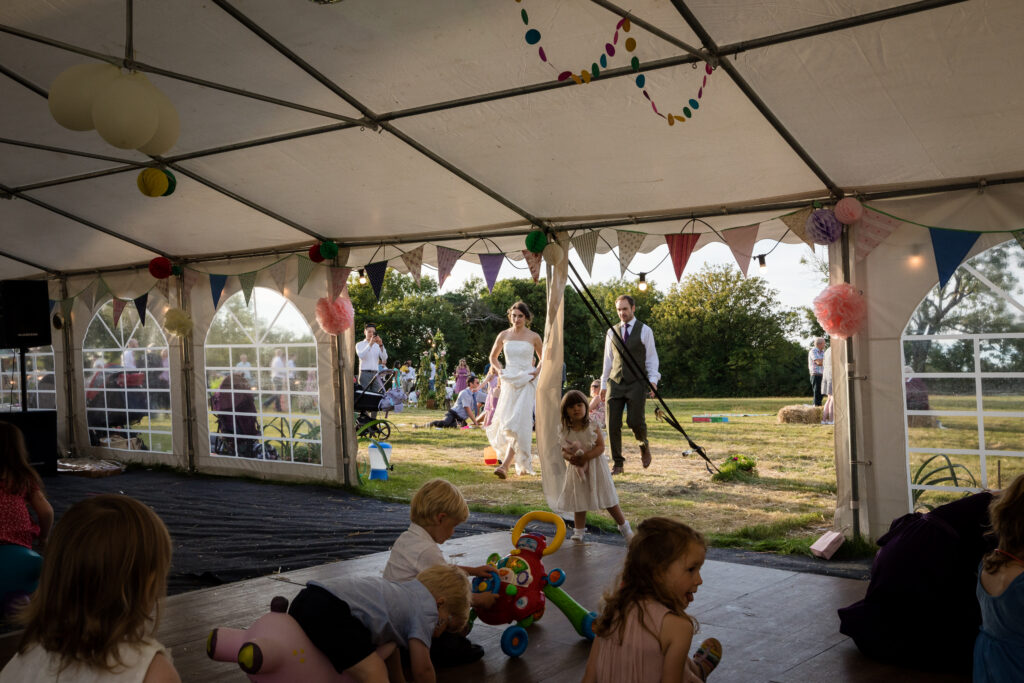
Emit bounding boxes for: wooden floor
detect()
[3,531,968,682]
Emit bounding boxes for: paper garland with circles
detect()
[516,2,713,126]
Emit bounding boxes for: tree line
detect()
[347,264,823,397]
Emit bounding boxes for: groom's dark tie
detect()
[623,322,630,343]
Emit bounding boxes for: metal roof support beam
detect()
[0,249,59,275]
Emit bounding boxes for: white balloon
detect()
[542,242,564,265]
[136,76,180,156]
[92,72,159,150]
[48,62,120,131]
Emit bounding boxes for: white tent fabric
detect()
[3,0,1024,532]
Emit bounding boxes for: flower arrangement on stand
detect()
[431,329,449,405]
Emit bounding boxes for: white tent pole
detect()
[58,276,78,456]
[840,227,862,540]
[178,276,198,472]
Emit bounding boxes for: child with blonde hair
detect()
[974,472,1024,682]
[384,479,498,666]
[583,517,722,683]
[555,390,631,542]
[0,422,53,612]
[0,494,180,682]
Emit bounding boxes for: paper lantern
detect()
[308,244,326,263]
[161,169,176,196]
[834,197,864,225]
[171,265,183,276]
[48,62,120,131]
[92,72,160,149]
[315,296,354,335]
[542,242,564,265]
[164,308,193,337]
[137,168,169,197]
[525,230,548,253]
[137,81,180,156]
[318,240,339,260]
[813,283,866,339]
[148,257,172,279]
[806,209,843,245]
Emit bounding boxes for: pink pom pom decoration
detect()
[315,295,354,336]
[806,209,843,245]
[834,197,863,225]
[813,283,867,339]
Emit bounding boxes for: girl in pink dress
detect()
[588,379,606,427]
[480,367,501,428]
[452,359,470,394]
[583,518,722,683]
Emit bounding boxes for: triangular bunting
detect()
[365,261,388,301]
[1012,229,1024,251]
[182,268,199,295]
[436,246,460,288]
[522,250,543,283]
[929,228,981,290]
[238,271,258,306]
[571,231,599,276]
[854,209,903,262]
[297,256,316,294]
[79,281,96,312]
[330,266,351,301]
[723,224,760,276]
[154,277,170,303]
[48,300,56,314]
[479,254,504,293]
[112,299,127,327]
[209,274,228,309]
[268,257,289,292]
[780,207,815,248]
[60,297,75,317]
[92,277,110,309]
[400,245,424,285]
[133,293,148,327]
[665,233,700,281]
[616,230,644,277]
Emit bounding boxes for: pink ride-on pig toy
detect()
[206,595,395,682]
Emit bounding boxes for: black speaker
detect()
[0,280,52,349]
[0,411,58,477]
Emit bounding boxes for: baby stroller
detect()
[354,369,406,440]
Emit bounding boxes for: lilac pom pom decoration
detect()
[316,295,354,336]
[813,283,866,339]
[806,209,843,245]
[834,197,863,225]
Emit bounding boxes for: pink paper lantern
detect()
[834,197,864,225]
[813,283,866,339]
[315,295,354,335]
[806,209,843,245]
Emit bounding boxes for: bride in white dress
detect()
[487,301,544,479]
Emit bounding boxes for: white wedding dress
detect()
[486,340,536,475]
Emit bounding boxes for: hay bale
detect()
[777,404,823,424]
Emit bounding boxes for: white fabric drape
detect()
[536,238,569,513]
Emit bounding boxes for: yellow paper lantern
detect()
[137,168,170,197]
[48,62,120,131]
[92,72,159,149]
[137,79,180,156]
[542,242,564,265]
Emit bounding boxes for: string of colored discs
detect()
[516,2,712,125]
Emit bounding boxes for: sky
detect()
[432,238,830,312]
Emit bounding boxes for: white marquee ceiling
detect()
[1,0,1022,279]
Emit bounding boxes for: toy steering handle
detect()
[510,511,565,556]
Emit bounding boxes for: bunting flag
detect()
[436,246,460,288]
[665,233,700,281]
[297,256,316,294]
[1012,229,1024,251]
[79,281,96,312]
[60,297,75,317]
[929,228,981,289]
[92,277,110,309]
[154,276,170,303]
[112,299,127,327]
[723,224,760,276]
[616,230,644,276]
[400,245,424,285]
[182,268,199,295]
[365,261,388,301]
[238,271,258,306]
[133,293,148,327]
[522,250,543,282]
[330,266,351,301]
[48,300,56,315]
[855,209,902,262]
[209,273,228,309]
[571,231,599,276]
[479,254,504,293]
[268,257,289,292]
[780,207,815,248]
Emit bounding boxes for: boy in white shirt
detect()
[384,479,497,667]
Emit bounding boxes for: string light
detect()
[757,254,767,273]
[358,268,367,285]
[908,245,924,269]
[637,272,648,291]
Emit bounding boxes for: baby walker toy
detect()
[471,510,597,657]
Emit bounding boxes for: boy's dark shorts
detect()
[288,585,376,673]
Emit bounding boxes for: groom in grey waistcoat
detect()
[600,294,660,475]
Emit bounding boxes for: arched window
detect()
[901,239,1024,510]
[204,288,321,464]
[0,346,56,411]
[82,302,172,452]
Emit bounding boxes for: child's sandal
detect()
[493,466,507,480]
[692,638,722,681]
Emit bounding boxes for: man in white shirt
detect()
[267,348,286,412]
[600,294,660,474]
[428,376,481,428]
[235,353,253,382]
[355,323,387,392]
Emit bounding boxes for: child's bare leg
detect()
[607,505,626,525]
[494,446,514,479]
[346,651,389,683]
